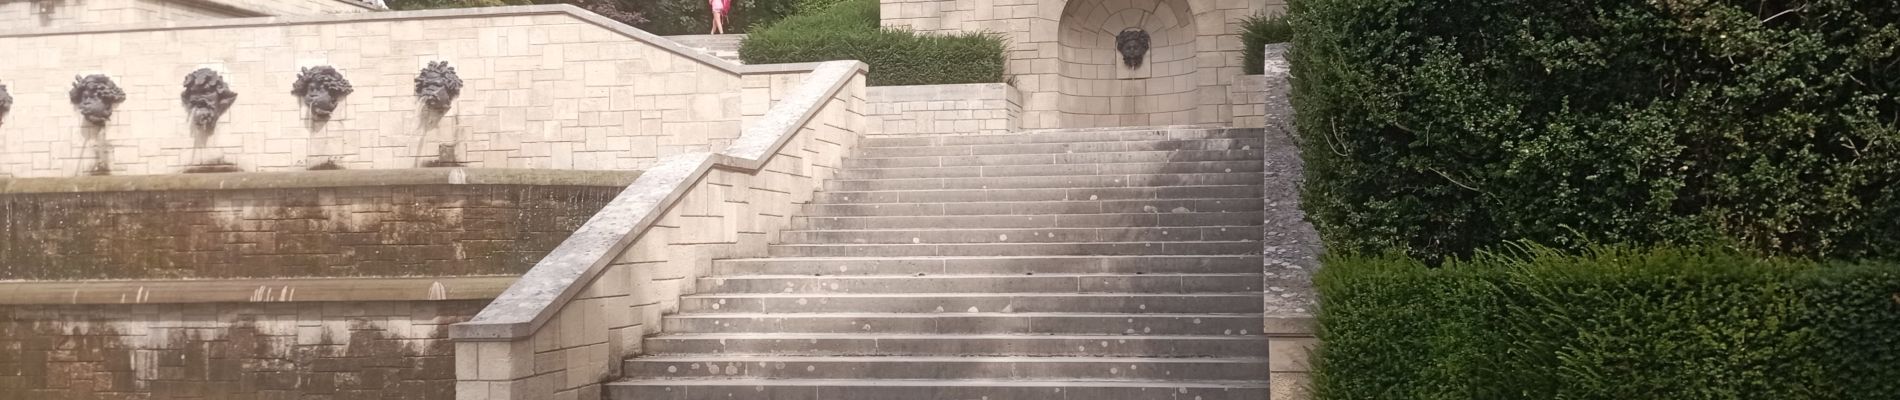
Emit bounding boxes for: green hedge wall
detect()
[1288,0,1900,262]
[739,0,1007,86]
[1314,247,1900,400]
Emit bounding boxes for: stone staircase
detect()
[665,34,746,64]
[608,127,1271,399]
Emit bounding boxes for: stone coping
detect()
[0,4,823,77]
[171,0,385,16]
[0,276,515,305]
[450,60,869,341]
[0,168,643,194]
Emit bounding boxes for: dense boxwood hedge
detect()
[739,0,1006,86]
[1287,0,1900,262]
[1240,13,1291,75]
[1314,246,1900,400]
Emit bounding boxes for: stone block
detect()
[1268,337,1317,372]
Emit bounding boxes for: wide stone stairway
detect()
[608,127,1272,399]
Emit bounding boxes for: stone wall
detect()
[880,0,1277,129]
[0,299,485,399]
[1230,43,1284,129]
[0,0,374,29]
[865,83,1019,135]
[1255,41,1316,400]
[1231,74,1267,128]
[0,169,634,280]
[450,61,867,400]
[0,6,760,178]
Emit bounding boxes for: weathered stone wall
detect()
[0,299,484,400]
[865,83,1019,135]
[880,0,1276,129]
[0,7,751,177]
[0,0,374,29]
[0,169,633,280]
[1256,42,1317,400]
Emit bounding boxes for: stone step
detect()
[861,127,1264,148]
[766,241,1260,257]
[791,212,1263,230]
[606,378,1270,400]
[697,273,1261,294]
[679,293,1264,314]
[710,256,1262,276]
[835,161,1264,179]
[642,333,1270,357]
[778,226,1261,244]
[824,172,1264,191]
[801,199,1263,217]
[844,149,1265,169]
[858,139,1265,158]
[661,313,1266,335]
[817,185,1260,204]
[622,355,1270,381]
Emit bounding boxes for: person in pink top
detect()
[709,0,730,34]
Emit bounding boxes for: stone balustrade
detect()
[448,61,867,400]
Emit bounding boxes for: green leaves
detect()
[1315,246,1900,400]
[1241,13,1294,75]
[738,0,1006,86]
[1289,0,1900,263]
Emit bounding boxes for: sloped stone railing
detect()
[447,61,868,400]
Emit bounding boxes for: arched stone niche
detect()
[1056,0,1199,128]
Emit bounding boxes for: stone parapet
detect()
[1255,41,1316,400]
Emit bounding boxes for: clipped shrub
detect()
[1240,13,1292,75]
[1314,246,1900,400]
[794,0,849,13]
[1288,0,1900,262]
[740,0,1006,86]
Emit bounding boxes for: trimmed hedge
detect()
[1288,0,1900,262]
[635,0,799,35]
[739,0,1006,86]
[1314,246,1900,400]
[1240,13,1291,75]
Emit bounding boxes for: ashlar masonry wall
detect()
[865,83,1019,135]
[881,0,1277,129]
[0,6,752,177]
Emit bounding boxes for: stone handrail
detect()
[447,60,866,399]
